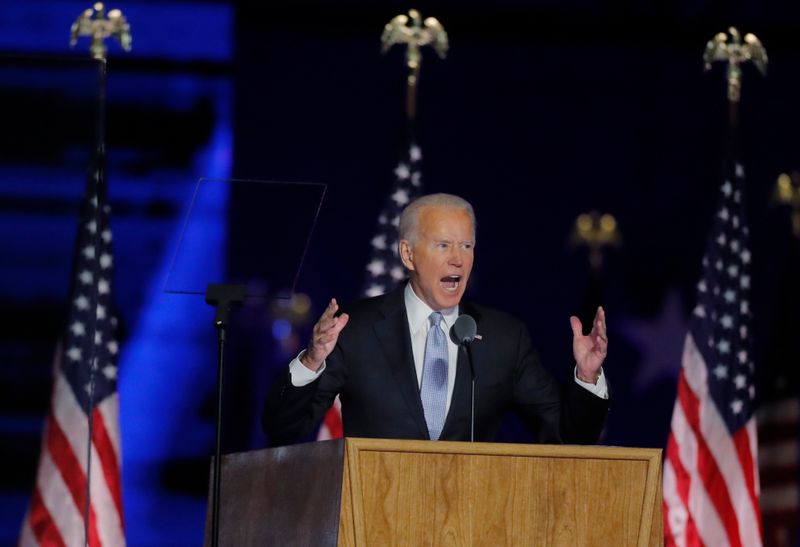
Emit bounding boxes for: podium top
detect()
[340,436,662,459]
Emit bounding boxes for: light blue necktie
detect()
[420,312,448,440]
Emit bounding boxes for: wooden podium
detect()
[205,438,663,546]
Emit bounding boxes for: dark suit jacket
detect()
[263,285,609,446]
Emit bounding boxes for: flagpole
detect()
[315,11,450,442]
[703,26,767,128]
[70,4,131,545]
[84,57,105,545]
[381,8,449,123]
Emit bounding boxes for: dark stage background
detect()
[1,1,799,545]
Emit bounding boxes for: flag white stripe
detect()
[98,394,122,460]
[88,427,125,546]
[52,373,90,474]
[746,420,760,497]
[682,335,762,546]
[18,517,37,547]
[317,425,334,441]
[38,448,85,546]
[671,398,730,546]
[662,459,688,547]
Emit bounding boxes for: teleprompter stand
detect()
[164,178,326,547]
[204,283,245,547]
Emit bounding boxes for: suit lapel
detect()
[373,287,429,439]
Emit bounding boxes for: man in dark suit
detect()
[264,194,609,446]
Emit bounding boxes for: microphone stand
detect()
[452,315,478,443]
[462,342,476,442]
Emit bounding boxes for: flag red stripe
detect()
[662,463,675,547]
[92,407,124,526]
[323,407,343,439]
[665,433,702,545]
[88,502,100,547]
[28,485,67,547]
[677,372,743,547]
[662,500,676,546]
[666,434,691,507]
[732,426,762,537]
[47,409,102,547]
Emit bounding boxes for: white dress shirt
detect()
[403,283,460,410]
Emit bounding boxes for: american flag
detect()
[756,214,800,547]
[663,162,762,546]
[317,142,423,440]
[757,397,799,546]
[19,170,124,545]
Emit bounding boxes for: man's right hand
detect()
[300,298,350,372]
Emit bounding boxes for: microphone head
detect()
[451,314,477,345]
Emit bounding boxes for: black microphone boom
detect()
[451,314,477,442]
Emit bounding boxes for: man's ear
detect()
[399,239,414,271]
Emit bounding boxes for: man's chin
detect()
[434,290,464,310]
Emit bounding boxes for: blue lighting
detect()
[117,89,233,545]
[271,319,292,341]
[0,2,233,62]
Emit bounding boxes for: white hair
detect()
[398,193,476,244]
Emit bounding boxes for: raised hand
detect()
[569,306,608,384]
[300,298,350,372]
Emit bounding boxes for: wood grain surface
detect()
[339,439,662,547]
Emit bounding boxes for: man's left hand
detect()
[570,306,608,384]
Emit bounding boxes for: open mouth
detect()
[440,275,461,292]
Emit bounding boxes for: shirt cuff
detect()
[573,367,608,400]
[289,351,326,386]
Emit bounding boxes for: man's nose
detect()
[448,247,463,266]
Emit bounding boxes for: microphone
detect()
[451,314,477,345]
[450,314,477,442]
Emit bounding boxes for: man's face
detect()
[400,205,475,311]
